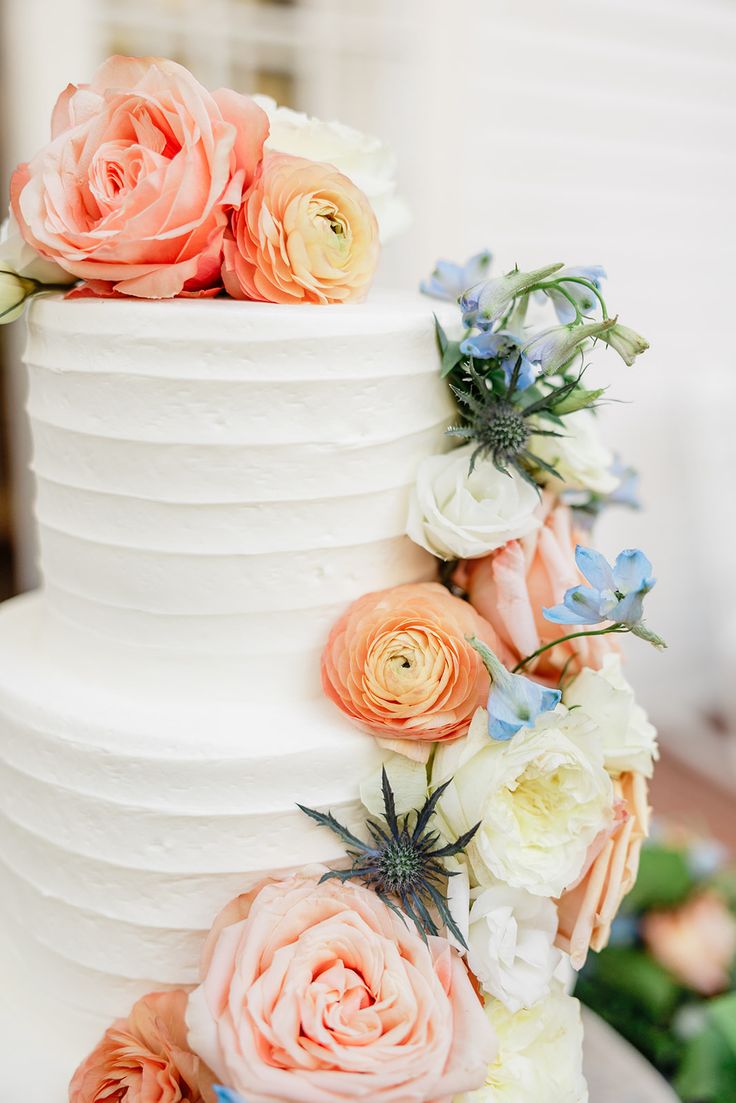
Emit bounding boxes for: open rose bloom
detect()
[186,872,496,1103]
[321,582,503,754]
[11,56,269,298]
[456,496,618,682]
[69,990,214,1103]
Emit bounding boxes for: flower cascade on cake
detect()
[1,56,666,1103]
[2,55,387,317]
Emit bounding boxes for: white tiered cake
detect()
[0,292,454,1098]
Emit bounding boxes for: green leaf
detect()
[711,991,736,1055]
[550,385,606,415]
[588,946,682,1022]
[675,1027,736,1102]
[433,314,464,378]
[624,845,694,911]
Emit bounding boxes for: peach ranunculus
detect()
[642,890,736,996]
[555,771,650,969]
[222,152,379,304]
[186,871,496,1103]
[11,56,268,298]
[321,582,501,753]
[69,989,214,1103]
[455,494,618,681]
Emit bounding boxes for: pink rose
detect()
[222,152,379,304]
[556,772,650,968]
[186,872,495,1103]
[643,890,736,996]
[456,494,618,681]
[69,989,215,1103]
[11,56,268,298]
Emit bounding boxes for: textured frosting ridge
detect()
[0,293,454,1018]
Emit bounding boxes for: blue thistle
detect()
[298,768,479,949]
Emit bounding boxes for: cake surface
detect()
[0,292,455,1097]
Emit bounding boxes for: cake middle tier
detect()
[0,592,386,1019]
[24,293,453,679]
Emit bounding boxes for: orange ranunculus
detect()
[222,152,379,304]
[555,771,650,968]
[69,989,214,1103]
[186,872,496,1103]
[456,494,618,681]
[12,56,268,299]
[643,890,736,996]
[321,582,501,751]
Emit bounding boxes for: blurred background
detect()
[1,0,735,825]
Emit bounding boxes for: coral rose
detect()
[222,152,379,304]
[556,771,650,968]
[321,582,500,753]
[69,989,214,1103]
[642,890,736,995]
[186,871,495,1103]
[11,56,268,298]
[456,495,617,681]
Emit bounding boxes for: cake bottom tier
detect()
[0,592,383,1035]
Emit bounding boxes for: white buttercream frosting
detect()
[0,293,454,1033]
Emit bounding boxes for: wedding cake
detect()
[0,55,663,1103]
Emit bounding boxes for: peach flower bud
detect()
[456,494,618,682]
[186,871,496,1103]
[643,891,736,996]
[69,989,214,1103]
[222,152,379,304]
[555,771,650,969]
[11,56,268,298]
[321,582,502,752]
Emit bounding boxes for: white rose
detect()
[432,707,614,897]
[407,444,540,561]
[254,96,410,243]
[530,410,618,494]
[0,213,75,286]
[448,862,561,1012]
[458,983,588,1103]
[563,654,659,777]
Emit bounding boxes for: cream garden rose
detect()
[432,707,615,898]
[458,983,588,1103]
[530,410,618,494]
[407,444,540,561]
[563,655,659,777]
[447,864,561,1012]
[254,96,410,242]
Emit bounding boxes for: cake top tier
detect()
[23,292,454,699]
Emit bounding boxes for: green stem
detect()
[555,276,609,320]
[513,624,628,673]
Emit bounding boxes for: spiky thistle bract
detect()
[298,768,479,948]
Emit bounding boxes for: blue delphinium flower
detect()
[214,1089,246,1103]
[459,329,537,390]
[420,250,492,302]
[543,546,655,627]
[460,263,563,330]
[540,265,607,324]
[469,637,561,741]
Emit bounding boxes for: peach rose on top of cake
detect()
[11,55,269,298]
[222,151,379,304]
[321,582,503,756]
[455,495,618,681]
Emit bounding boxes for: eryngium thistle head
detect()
[298,768,480,948]
[449,395,530,473]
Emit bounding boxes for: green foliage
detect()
[624,846,695,912]
[675,1028,736,1103]
[587,946,682,1022]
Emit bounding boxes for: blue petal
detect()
[214,1089,247,1103]
[422,252,492,303]
[460,331,505,359]
[501,351,536,390]
[612,548,654,595]
[486,660,562,740]
[488,714,524,742]
[543,585,605,625]
[575,546,616,593]
[612,589,647,626]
